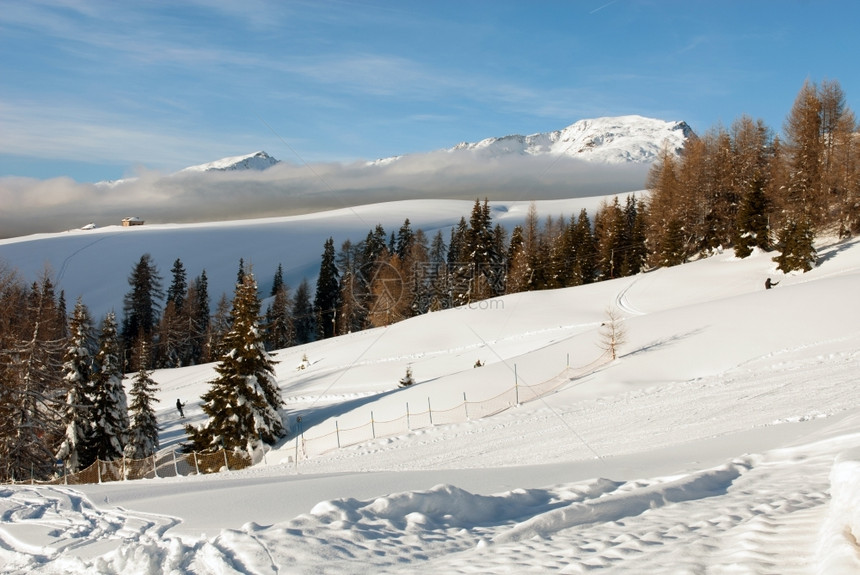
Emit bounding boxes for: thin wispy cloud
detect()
[589,1,618,15]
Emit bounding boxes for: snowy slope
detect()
[2,203,860,573]
[0,197,632,322]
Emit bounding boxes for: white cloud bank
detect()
[1,154,649,238]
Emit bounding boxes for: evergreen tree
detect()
[186,273,285,458]
[661,219,687,267]
[336,268,363,333]
[56,297,95,473]
[774,217,817,273]
[396,218,415,260]
[732,116,774,257]
[188,270,210,363]
[623,196,648,276]
[775,81,824,272]
[734,182,771,258]
[405,229,431,316]
[427,230,449,310]
[56,290,68,340]
[335,240,367,333]
[89,312,129,462]
[571,209,597,285]
[505,225,529,294]
[166,258,187,311]
[362,225,388,268]
[237,258,246,285]
[271,263,285,297]
[124,340,160,460]
[121,254,163,369]
[265,279,293,350]
[314,237,340,339]
[447,217,468,266]
[292,278,316,344]
[452,199,500,303]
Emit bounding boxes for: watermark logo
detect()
[351,261,507,314]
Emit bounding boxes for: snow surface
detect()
[3,200,860,573]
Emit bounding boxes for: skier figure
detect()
[765,277,779,290]
[176,398,185,418]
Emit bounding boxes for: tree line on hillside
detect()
[0,79,856,482]
[647,79,858,272]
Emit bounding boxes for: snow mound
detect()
[817,450,860,573]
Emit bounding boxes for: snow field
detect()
[2,204,860,572]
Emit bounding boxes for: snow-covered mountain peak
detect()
[451,115,693,164]
[180,151,280,173]
[366,115,694,167]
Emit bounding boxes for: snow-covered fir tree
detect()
[125,340,160,460]
[56,297,95,472]
[186,272,285,459]
[88,311,129,462]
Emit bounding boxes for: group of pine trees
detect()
[0,268,160,481]
[301,196,649,338]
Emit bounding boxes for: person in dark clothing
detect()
[176,398,185,418]
[765,278,779,290]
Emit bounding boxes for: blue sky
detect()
[1,0,858,182]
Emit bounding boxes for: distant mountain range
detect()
[444,115,693,164]
[181,115,693,174]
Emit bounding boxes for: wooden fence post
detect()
[515,364,519,405]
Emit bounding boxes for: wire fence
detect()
[7,448,253,486]
[296,352,610,460]
[6,352,608,486]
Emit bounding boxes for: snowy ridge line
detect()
[296,353,611,460]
